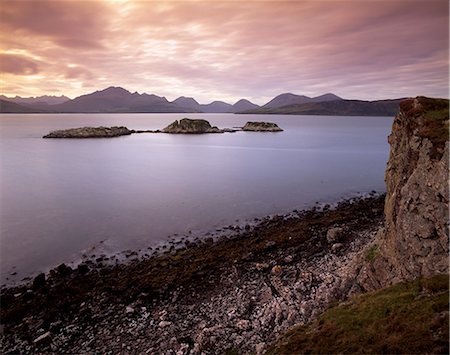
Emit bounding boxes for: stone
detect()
[33,331,51,345]
[327,227,344,243]
[331,243,344,252]
[271,265,283,274]
[32,273,46,290]
[236,319,250,330]
[255,263,270,271]
[125,306,134,314]
[255,342,266,354]
[242,122,283,132]
[158,321,172,328]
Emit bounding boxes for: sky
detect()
[0,0,448,105]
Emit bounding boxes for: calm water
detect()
[0,113,393,284]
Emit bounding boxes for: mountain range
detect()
[0,86,402,116]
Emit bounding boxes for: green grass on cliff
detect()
[403,97,449,159]
[267,274,449,354]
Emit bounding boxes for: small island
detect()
[43,126,133,138]
[42,119,283,138]
[161,118,224,134]
[242,121,283,131]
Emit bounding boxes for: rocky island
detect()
[43,126,133,138]
[161,118,224,133]
[42,119,283,137]
[242,121,283,132]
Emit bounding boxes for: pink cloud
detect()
[0,0,448,102]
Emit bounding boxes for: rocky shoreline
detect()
[1,194,384,354]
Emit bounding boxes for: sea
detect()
[0,113,393,285]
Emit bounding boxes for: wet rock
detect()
[32,273,46,290]
[56,263,72,276]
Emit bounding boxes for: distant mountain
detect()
[0,99,48,113]
[52,87,198,113]
[200,101,233,113]
[0,87,401,115]
[263,92,343,109]
[310,93,343,103]
[232,99,260,112]
[263,93,311,109]
[0,95,70,106]
[172,96,202,112]
[242,99,404,116]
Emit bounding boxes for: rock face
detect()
[162,118,223,133]
[242,121,283,132]
[43,126,133,138]
[357,97,449,290]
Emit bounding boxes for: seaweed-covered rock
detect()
[43,126,133,138]
[162,118,223,134]
[242,122,283,132]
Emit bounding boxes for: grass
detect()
[267,274,449,354]
[400,97,449,160]
[366,244,379,262]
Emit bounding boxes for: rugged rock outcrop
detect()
[242,121,283,132]
[162,118,223,134]
[43,126,133,138]
[357,97,449,290]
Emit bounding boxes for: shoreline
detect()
[1,190,382,288]
[1,194,385,353]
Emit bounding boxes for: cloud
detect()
[0,0,448,102]
[0,53,41,75]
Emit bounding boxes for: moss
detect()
[366,244,379,262]
[267,274,449,355]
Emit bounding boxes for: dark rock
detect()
[32,273,46,289]
[56,263,72,276]
[33,331,51,346]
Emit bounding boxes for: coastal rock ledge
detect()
[43,126,132,138]
[242,121,283,131]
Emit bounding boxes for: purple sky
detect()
[0,0,448,104]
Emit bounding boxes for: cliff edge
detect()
[358,97,449,290]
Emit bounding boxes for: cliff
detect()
[357,97,449,290]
